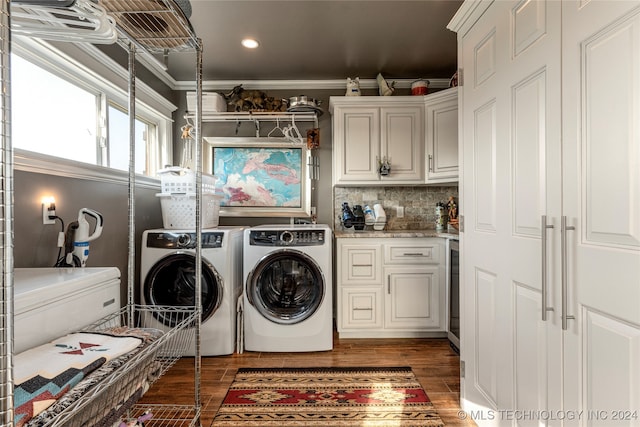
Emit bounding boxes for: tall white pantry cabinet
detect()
[449,1,640,425]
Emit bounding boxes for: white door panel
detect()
[582,309,640,426]
[474,268,499,408]
[562,0,640,424]
[514,284,547,427]
[459,0,562,423]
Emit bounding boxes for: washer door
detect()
[144,253,223,327]
[247,249,324,325]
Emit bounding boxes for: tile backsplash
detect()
[333,186,458,230]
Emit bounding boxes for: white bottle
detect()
[363,205,376,226]
[373,204,386,231]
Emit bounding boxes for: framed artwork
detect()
[203,137,312,217]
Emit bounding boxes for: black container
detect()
[341,202,355,228]
[353,205,365,230]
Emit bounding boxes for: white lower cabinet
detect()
[340,287,383,329]
[385,266,440,330]
[336,237,446,338]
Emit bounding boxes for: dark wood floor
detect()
[139,335,477,426]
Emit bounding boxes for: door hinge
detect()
[460,360,465,378]
[459,214,464,232]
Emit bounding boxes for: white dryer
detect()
[243,224,333,352]
[141,227,243,356]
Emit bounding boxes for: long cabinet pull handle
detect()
[541,215,555,321]
[402,253,425,257]
[428,154,433,172]
[561,216,576,330]
[387,276,391,294]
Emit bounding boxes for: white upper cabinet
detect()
[330,93,458,186]
[425,87,459,182]
[330,97,425,185]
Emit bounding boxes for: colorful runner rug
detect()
[212,367,445,426]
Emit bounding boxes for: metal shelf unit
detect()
[1,1,205,426]
[186,111,319,139]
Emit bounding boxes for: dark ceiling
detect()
[165,0,463,85]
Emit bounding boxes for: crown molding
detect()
[447,0,494,36]
[173,78,452,92]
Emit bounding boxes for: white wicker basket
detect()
[157,192,221,229]
[158,167,217,194]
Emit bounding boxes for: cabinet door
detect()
[380,106,424,183]
[338,242,383,286]
[561,2,640,423]
[455,0,563,418]
[340,287,383,330]
[333,107,380,183]
[384,266,441,330]
[425,88,458,182]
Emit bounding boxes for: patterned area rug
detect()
[212,367,445,426]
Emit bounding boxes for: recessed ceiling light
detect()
[241,38,260,49]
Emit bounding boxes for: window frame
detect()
[10,35,176,183]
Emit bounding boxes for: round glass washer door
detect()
[144,253,223,327]
[247,249,325,325]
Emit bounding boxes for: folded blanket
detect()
[24,327,164,427]
[14,332,142,427]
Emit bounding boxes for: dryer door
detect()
[247,249,325,325]
[144,253,223,327]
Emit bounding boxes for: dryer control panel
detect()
[249,229,326,246]
[145,231,224,249]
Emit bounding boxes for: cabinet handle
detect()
[352,264,373,267]
[387,276,391,294]
[561,216,576,330]
[353,307,373,311]
[428,154,433,172]
[402,252,425,257]
[541,215,555,321]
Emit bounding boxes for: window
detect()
[108,104,155,175]
[9,40,174,178]
[11,55,99,164]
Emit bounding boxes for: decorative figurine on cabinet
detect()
[377,73,396,96]
[345,77,361,96]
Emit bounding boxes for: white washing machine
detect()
[141,227,243,356]
[243,224,333,352]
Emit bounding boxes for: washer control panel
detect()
[146,231,224,249]
[249,229,326,246]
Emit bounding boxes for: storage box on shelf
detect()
[186,91,226,113]
[157,167,221,229]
